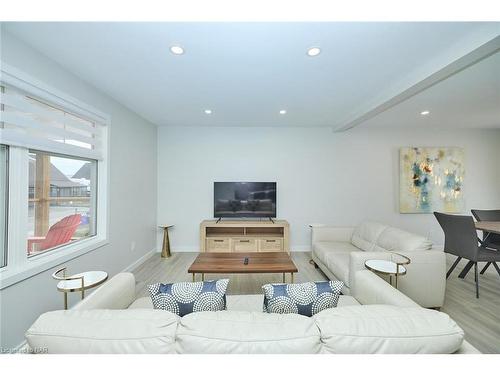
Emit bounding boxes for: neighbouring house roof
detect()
[28,158,85,189]
[72,163,91,180]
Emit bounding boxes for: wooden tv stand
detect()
[200,220,289,253]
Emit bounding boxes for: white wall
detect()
[0,31,158,348]
[157,126,500,251]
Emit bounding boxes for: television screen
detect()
[214,182,276,218]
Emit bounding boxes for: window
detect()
[0,145,7,268]
[0,64,109,287]
[27,150,97,257]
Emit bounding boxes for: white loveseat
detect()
[24,270,477,354]
[311,221,446,308]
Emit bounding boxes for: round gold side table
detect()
[364,253,410,289]
[52,268,108,309]
[159,224,174,258]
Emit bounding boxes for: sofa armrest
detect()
[349,249,446,308]
[72,272,136,310]
[351,270,418,307]
[310,225,354,243]
[395,249,446,308]
[348,251,392,289]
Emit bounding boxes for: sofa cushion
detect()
[226,294,264,312]
[148,279,229,316]
[131,294,268,313]
[176,310,321,354]
[337,295,361,307]
[262,281,343,317]
[128,294,360,311]
[324,252,352,288]
[128,296,153,309]
[351,222,388,251]
[374,226,432,252]
[314,305,464,354]
[25,309,179,354]
[313,241,360,271]
[314,241,361,255]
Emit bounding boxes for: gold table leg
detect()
[282,273,285,283]
[64,292,68,310]
[192,273,195,282]
[161,227,171,258]
[202,273,205,281]
[291,273,294,283]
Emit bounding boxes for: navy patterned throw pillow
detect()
[148,279,229,317]
[262,281,343,317]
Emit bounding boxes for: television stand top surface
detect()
[201,219,288,227]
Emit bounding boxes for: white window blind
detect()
[0,85,105,160]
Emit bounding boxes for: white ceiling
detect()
[2,22,499,129]
[361,51,500,129]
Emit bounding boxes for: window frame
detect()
[0,145,8,268]
[0,63,110,289]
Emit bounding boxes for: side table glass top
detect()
[56,271,108,292]
[365,259,407,275]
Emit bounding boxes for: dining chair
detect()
[471,209,500,275]
[434,212,500,298]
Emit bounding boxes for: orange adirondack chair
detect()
[27,214,82,255]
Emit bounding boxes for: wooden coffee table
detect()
[188,252,298,283]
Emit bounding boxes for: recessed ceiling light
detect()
[420,110,430,116]
[170,45,184,55]
[279,110,287,115]
[204,109,212,115]
[307,47,321,57]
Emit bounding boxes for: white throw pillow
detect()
[314,305,464,354]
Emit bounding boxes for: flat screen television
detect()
[214,182,276,218]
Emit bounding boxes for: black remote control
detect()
[243,257,249,265]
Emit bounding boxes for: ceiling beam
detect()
[333,34,500,132]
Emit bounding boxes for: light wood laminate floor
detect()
[132,252,500,354]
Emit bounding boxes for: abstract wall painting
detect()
[400,147,465,213]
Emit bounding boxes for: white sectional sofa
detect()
[24,270,477,354]
[311,221,446,308]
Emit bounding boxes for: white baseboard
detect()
[122,248,157,272]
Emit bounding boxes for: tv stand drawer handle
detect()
[239,240,250,243]
[214,240,225,242]
[266,240,276,242]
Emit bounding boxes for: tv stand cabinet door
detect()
[206,238,232,252]
[232,238,258,252]
[259,238,283,252]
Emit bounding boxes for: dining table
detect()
[457,221,500,278]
